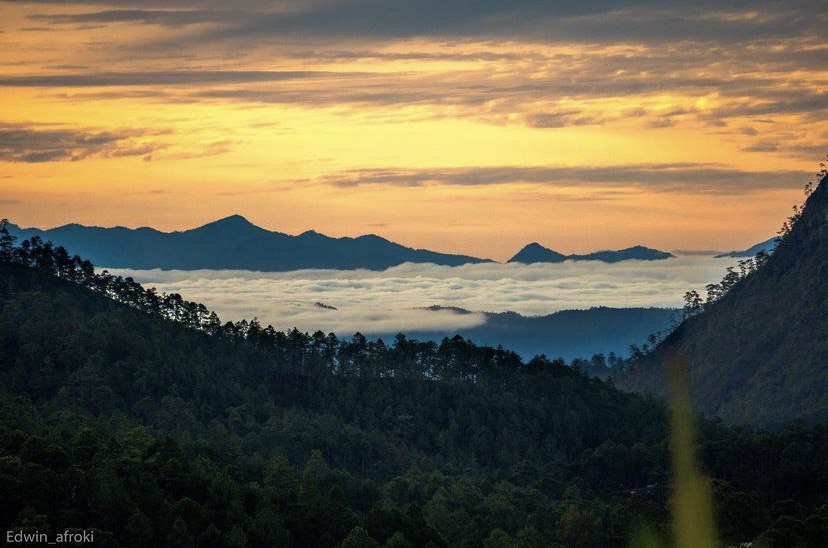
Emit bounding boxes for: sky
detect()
[1,0,826,260]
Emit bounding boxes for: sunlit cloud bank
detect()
[110,256,736,335]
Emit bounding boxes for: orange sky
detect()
[1,1,825,260]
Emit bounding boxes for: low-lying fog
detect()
[110,255,737,336]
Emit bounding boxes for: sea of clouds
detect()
[110,255,737,336]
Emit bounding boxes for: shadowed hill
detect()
[617,176,828,427]
[376,306,677,362]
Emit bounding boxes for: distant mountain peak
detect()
[190,214,269,236]
[508,243,567,263]
[209,214,256,227]
[508,242,673,264]
[11,215,488,271]
[356,233,391,243]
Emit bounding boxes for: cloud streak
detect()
[0,122,167,163]
[112,1,824,44]
[28,9,231,27]
[0,70,346,87]
[307,164,809,194]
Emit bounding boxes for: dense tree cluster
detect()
[777,160,825,238]
[0,222,826,546]
[1,220,224,335]
[679,253,770,320]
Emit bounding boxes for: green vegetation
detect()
[0,220,826,546]
[617,172,828,427]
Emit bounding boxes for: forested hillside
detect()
[617,175,828,427]
[0,228,826,546]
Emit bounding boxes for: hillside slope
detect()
[617,177,828,427]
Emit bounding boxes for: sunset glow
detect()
[1,1,825,259]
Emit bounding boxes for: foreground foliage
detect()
[0,226,826,546]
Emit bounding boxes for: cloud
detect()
[4,0,825,173]
[0,70,341,87]
[109,255,736,335]
[523,111,606,128]
[28,9,231,27]
[13,1,827,56]
[6,44,821,137]
[306,164,809,194]
[159,139,237,160]
[141,1,825,44]
[2,16,824,136]
[0,122,167,163]
[742,142,780,153]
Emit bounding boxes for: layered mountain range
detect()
[7,215,489,271]
[6,213,784,273]
[8,216,684,270]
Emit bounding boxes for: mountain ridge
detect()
[7,215,690,269]
[6,215,490,271]
[508,242,675,263]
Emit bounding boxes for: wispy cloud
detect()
[1,0,824,252]
[105,1,823,44]
[0,70,343,87]
[0,122,167,163]
[305,164,809,194]
[28,9,230,27]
